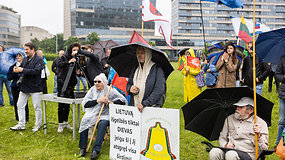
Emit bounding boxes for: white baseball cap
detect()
[233,97,254,107]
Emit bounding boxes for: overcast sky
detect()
[0,0,170,35]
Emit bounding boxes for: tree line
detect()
[31,32,100,54]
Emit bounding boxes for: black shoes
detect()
[78,148,86,157]
[91,150,99,160]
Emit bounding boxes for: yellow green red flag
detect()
[238,14,252,44]
[177,55,184,71]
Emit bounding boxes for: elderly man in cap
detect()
[209,97,268,160]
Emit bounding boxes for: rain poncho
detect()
[79,74,127,133]
[181,48,201,102]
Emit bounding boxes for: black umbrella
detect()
[182,87,274,141]
[93,40,119,61]
[107,42,174,79]
[255,28,285,64]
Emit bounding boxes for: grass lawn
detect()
[0,61,281,159]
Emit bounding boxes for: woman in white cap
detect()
[77,73,127,160]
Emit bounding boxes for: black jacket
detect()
[57,48,103,88]
[51,57,60,75]
[127,64,166,107]
[275,55,285,99]
[19,54,44,93]
[79,50,103,86]
[242,55,270,87]
[101,57,110,78]
[7,63,23,89]
[57,49,77,88]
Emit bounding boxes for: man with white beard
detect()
[209,97,268,160]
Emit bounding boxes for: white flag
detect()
[231,16,271,37]
[142,0,174,49]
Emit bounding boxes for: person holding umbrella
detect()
[126,46,166,112]
[215,43,238,88]
[209,97,268,160]
[7,52,29,122]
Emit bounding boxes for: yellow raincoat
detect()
[181,48,201,102]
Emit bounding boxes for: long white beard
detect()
[234,112,249,120]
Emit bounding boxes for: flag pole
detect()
[252,0,258,159]
[142,20,144,37]
[237,37,240,46]
[199,0,207,53]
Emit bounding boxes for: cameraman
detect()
[57,42,103,132]
[57,43,79,132]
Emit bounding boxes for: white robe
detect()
[79,86,127,133]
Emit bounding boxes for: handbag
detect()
[194,71,205,88]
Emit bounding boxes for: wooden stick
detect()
[142,20,144,37]
[86,84,113,152]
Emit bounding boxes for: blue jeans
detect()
[79,120,109,152]
[76,76,87,92]
[246,83,263,95]
[53,75,57,93]
[277,98,285,145]
[0,76,14,105]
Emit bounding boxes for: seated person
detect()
[77,73,127,160]
[209,97,268,160]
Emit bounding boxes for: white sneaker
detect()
[63,121,73,130]
[58,123,64,133]
[32,125,41,132]
[10,124,25,131]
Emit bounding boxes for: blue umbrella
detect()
[0,47,25,75]
[255,28,285,64]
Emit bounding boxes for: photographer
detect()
[57,42,103,132]
[57,43,79,132]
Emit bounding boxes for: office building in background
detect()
[0,5,20,48]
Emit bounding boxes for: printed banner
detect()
[110,105,180,160]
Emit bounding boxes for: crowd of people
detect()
[179,41,282,160]
[0,39,282,160]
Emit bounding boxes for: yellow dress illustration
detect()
[141,122,176,160]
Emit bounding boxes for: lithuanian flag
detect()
[177,55,184,71]
[238,14,252,44]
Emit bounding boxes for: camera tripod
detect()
[60,55,91,97]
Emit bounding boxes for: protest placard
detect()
[109,105,141,160]
[110,104,179,160]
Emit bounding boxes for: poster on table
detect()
[109,104,179,160]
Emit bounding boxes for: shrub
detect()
[44,53,58,61]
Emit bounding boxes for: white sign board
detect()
[110,105,141,160]
[110,104,179,160]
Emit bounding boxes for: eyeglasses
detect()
[94,80,101,84]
